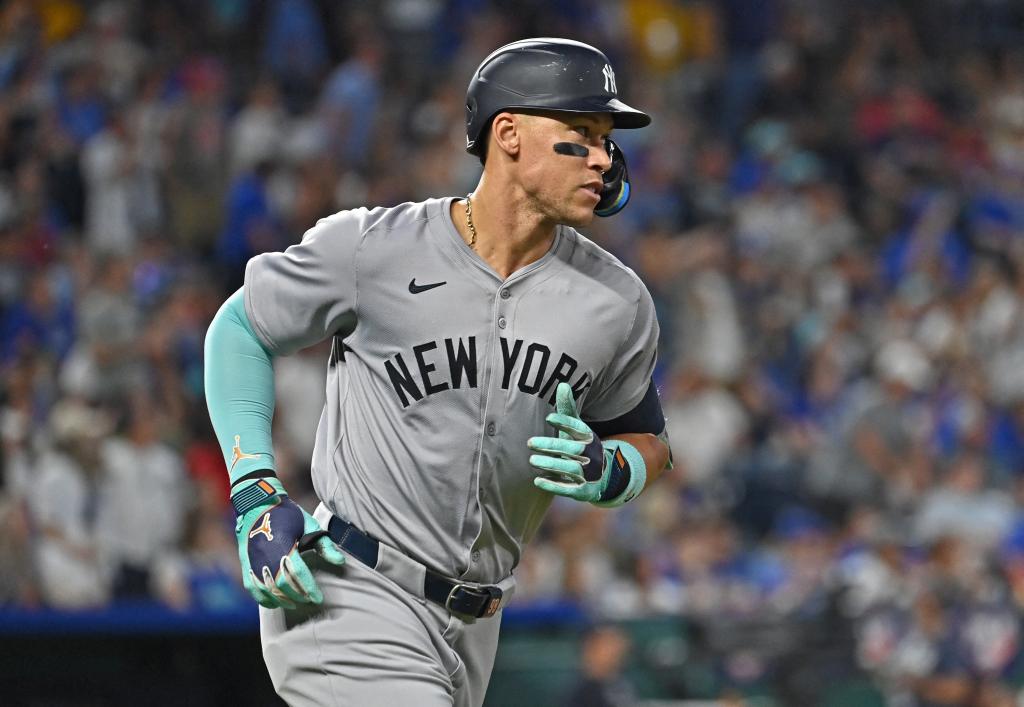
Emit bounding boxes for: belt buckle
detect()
[444,583,472,613]
[445,584,503,618]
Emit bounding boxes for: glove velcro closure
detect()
[231,474,285,516]
[592,440,646,508]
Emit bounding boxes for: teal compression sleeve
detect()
[204,288,278,485]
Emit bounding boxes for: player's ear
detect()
[490,112,520,158]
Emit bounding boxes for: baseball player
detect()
[204,37,671,706]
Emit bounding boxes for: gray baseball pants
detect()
[259,505,508,706]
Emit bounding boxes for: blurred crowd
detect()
[3,0,1024,704]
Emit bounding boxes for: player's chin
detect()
[559,198,599,227]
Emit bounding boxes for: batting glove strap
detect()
[231,474,286,516]
[593,440,646,508]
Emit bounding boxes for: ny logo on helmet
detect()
[603,64,617,94]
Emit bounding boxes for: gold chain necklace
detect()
[464,193,477,250]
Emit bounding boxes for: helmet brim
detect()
[602,98,652,129]
[466,97,652,156]
[501,97,651,129]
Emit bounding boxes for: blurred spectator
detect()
[0,494,35,605]
[125,68,170,238]
[96,397,189,599]
[29,399,112,607]
[564,624,636,707]
[228,78,286,177]
[0,267,74,364]
[662,366,748,487]
[808,338,935,516]
[51,2,147,106]
[215,159,283,288]
[318,38,383,168]
[164,56,227,252]
[80,109,138,253]
[716,0,779,142]
[0,356,43,500]
[913,451,1015,550]
[836,510,912,616]
[65,254,141,401]
[152,511,246,612]
[56,63,106,147]
[262,0,329,113]
[87,2,147,104]
[859,586,975,706]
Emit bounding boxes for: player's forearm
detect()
[203,287,278,484]
[606,432,670,487]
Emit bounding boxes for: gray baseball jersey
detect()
[243,196,659,587]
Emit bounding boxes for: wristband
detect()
[230,468,279,490]
[593,441,646,508]
[231,474,285,516]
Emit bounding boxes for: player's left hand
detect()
[528,382,610,503]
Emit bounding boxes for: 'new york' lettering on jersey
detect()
[384,336,593,408]
[242,198,659,588]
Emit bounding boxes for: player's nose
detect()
[589,145,612,173]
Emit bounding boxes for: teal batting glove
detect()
[529,383,646,507]
[232,476,346,609]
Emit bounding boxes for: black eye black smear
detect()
[553,142,589,157]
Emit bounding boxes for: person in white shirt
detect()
[30,400,113,607]
[96,397,189,599]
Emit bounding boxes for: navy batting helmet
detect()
[464,37,651,157]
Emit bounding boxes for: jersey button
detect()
[472,550,481,562]
[500,289,511,300]
[497,316,506,329]
[486,422,496,436]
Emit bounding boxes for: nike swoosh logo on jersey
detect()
[409,279,447,294]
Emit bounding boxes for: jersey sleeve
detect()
[582,282,660,426]
[243,210,365,356]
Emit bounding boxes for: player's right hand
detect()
[233,482,346,609]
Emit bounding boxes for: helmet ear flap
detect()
[595,139,631,217]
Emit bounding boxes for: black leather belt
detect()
[323,515,503,619]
